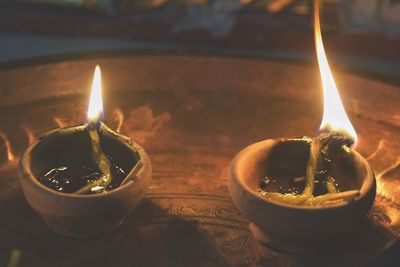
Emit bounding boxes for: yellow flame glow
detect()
[314,1,357,144]
[87,65,103,124]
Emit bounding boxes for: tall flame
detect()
[87,65,103,124]
[314,0,357,144]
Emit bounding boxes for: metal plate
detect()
[0,54,399,266]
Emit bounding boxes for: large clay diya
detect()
[229,137,375,252]
[229,1,376,252]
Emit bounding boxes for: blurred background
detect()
[0,0,399,79]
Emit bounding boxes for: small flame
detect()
[87,65,103,124]
[314,1,357,144]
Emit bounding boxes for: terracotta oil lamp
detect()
[228,1,376,253]
[18,66,152,238]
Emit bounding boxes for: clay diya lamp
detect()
[229,2,376,253]
[18,66,151,238]
[229,138,375,252]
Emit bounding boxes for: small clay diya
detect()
[229,138,375,252]
[18,124,151,238]
[17,65,152,238]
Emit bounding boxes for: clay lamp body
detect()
[18,66,151,238]
[229,137,375,252]
[229,2,376,253]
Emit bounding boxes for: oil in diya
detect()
[37,126,132,194]
[18,65,152,238]
[228,0,376,252]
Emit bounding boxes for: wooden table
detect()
[0,53,399,266]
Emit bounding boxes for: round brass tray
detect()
[0,53,399,266]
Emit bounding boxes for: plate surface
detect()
[0,54,399,266]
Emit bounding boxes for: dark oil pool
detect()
[39,155,130,194]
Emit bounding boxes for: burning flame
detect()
[87,65,104,124]
[314,1,357,144]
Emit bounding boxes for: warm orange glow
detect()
[266,0,293,13]
[0,132,15,161]
[314,1,357,144]
[21,126,35,144]
[53,117,66,128]
[87,65,103,124]
[113,108,124,132]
